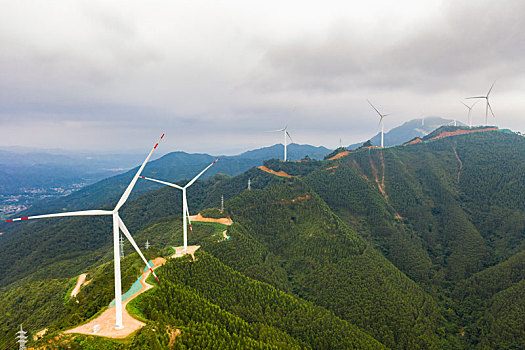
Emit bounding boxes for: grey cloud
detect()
[0,0,524,153]
[256,0,525,93]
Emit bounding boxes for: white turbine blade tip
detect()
[153,133,165,150]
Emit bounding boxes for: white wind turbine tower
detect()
[466,81,496,126]
[6,134,165,330]
[460,100,479,128]
[269,126,293,161]
[140,158,220,252]
[367,100,389,148]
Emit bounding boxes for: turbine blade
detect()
[286,131,293,143]
[184,158,220,188]
[487,101,496,118]
[114,134,164,212]
[185,199,193,233]
[367,99,383,117]
[459,100,470,109]
[118,216,159,281]
[5,209,112,222]
[266,128,285,132]
[140,176,183,190]
[466,96,486,99]
[487,80,496,96]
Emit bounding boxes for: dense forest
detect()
[1,128,525,348]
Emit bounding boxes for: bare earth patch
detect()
[34,328,48,341]
[428,127,498,141]
[189,213,233,225]
[71,273,92,298]
[404,137,423,145]
[258,165,292,178]
[168,326,181,347]
[220,230,230,242]
[327,151,350,160]
[172,245,201,260]
[64,257,166,339]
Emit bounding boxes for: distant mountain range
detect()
[348,117,464,149]
[1,143,331,218]
[0,118,466,217]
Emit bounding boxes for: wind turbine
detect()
[269,126,293,161]
[460,100,479,128]
[367,100,389,148]
[140,158,220,252]
[466,81,496,126]
[5,134,164,330]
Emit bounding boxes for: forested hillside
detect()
[302,129,525,348]
[0,168,277,290]
[1,224,385,349]
[2,129,525,348]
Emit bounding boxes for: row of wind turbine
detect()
[367,81,497,147]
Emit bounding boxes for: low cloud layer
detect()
[0,0,523,154]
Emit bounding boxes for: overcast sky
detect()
[0,0,523,155]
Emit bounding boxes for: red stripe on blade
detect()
[21,217,28,220]
[154,143,158,149]
[161,134,164,139]
[5,219,13,222]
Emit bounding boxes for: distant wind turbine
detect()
[140,158,220,252]
[6,134,165,329]
[269,126,293,161]
[367,100,389,148]
[460,100,479,128]
[466,81,496,126]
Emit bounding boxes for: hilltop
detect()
[348,116,465,149]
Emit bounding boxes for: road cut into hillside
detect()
[258,165,292,178]
[64,257,166,338]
